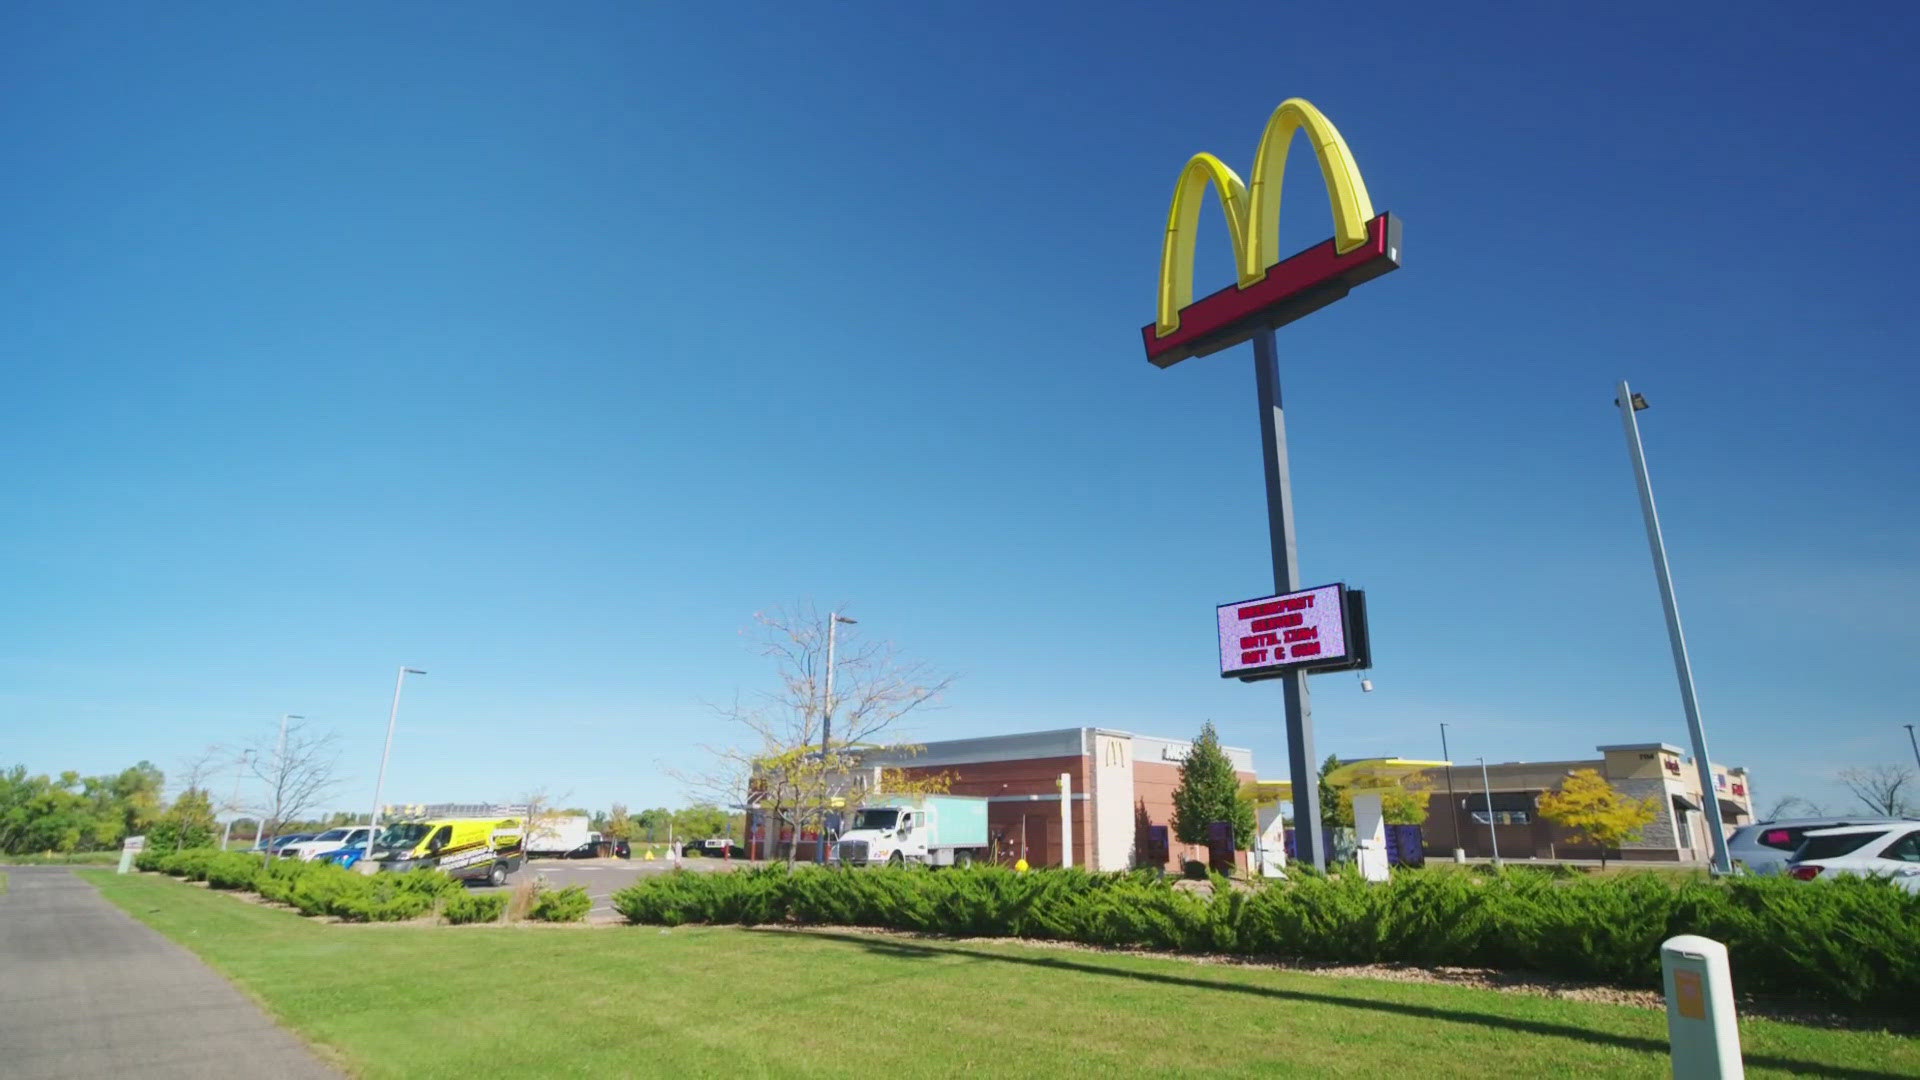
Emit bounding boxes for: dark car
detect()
[558,838,631,859]
[683,838,743,859]
[259,833,316,853]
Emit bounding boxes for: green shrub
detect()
[204,851,266,890]
[444,892,508,924]
[608,864,1920,1009]
[530,884,592,923]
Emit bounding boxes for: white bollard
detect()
[1661,934,1744,1079]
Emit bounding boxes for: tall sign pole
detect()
[1615,382,1730,875]
[1253,331,1323,870]
[1142,99,1402,874]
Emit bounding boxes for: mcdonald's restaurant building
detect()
[747,727,1256,871]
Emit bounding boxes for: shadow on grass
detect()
[770,930,1905,1080]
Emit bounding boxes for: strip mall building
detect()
[747,727,1255,871]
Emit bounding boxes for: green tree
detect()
[603,804,635,840]
[150,787,218,851]
[1170,722,1255,848]
[1317,755,1351,829]
[636,807,673,842]
[1535,769,1659,868]
[673,804,731,842]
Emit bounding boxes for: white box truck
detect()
[524,813,594,857]
[833,794,988,868]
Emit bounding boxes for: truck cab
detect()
[832,796,986,868]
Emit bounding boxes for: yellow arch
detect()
[1156,97,1377,338]
[1157,152,1252,340]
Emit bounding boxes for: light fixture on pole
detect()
[220,749,255,853]
[262,715,304,858]
[1615,382,1732,875]
[1439,724,1463,863]
[364,667,426,873]
[1478,756,1500,867]
[817,613,857,863]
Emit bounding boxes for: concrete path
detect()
[0,866,342,1080]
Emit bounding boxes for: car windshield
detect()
[377,823,432,850]
[1796,831,1884,861]
[851,809,898,831]
[314,829,351,842]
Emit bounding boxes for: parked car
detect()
[683,838,744,858]
[1727,817,1911,875]
[316,843,366,869]
[1785,822,1920,891]
[278,826,374,862]
[257,833,316,853]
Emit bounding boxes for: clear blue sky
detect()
[4,3,1915,819]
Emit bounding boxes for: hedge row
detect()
[608,865,1920,1010]
[137,847,463,923]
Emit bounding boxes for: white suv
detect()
[1786,822,1920,892]
[278,826,374,862]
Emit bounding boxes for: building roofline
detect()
[1596,742,1685,755]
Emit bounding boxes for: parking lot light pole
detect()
[220,750,255,852]
[261,715,304,860]
[817,613,856,863]
[1616,382,1731,875]
[1478,757,1500,867]
[1439,724,1463,861]
[364,667,426,872]
[1905,725,1920,773]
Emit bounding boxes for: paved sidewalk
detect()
[0,866,342,1080]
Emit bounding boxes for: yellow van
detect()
[372,817,524,886]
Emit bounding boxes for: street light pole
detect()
[364,667,426,872]
[261,715,303,859]
[220,750,255,852]
[818,614,856,863]
[1439,724,1463,861]
[1615,381,1732,875]
[1906,725,1920,774]
[1478,756,1500,867]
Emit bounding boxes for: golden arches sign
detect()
[1156,98,1376,339]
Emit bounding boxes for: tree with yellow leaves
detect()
[1535,768,1659,868]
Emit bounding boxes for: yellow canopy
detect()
[1247,779,1293,805]
[1322,758,1448,793]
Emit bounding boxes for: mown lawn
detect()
[83,871,1917,1080]
[3,849,122,865]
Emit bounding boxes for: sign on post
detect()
[117,834,146,874]
[1662,934,1744,1078]
[1217,584,1370,682]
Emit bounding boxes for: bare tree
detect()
[677,605,954,866]
[247,718,341,860]
[1763,794,1827,820]
[518,786,577,854]
[1838,766,1916,817]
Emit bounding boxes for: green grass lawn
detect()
[82,871,1917,1080]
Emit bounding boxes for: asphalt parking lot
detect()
[480,853,745,920]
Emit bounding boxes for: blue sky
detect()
[4,3,1916,819]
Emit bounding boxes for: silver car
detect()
[1728,816,1913,875]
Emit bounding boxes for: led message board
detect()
[1217,583,1369,681]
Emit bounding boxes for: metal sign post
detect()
[1253,330,1325,871]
